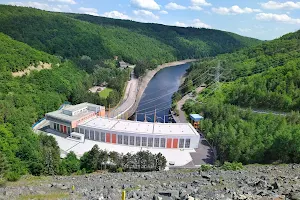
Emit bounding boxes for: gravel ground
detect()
[1,164,300,200]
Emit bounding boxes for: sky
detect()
[1,0,300,40]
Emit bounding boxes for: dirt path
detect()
[12,62,53,77]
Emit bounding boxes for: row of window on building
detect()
[76,127,191,149]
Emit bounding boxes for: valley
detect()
[0,2,299,200]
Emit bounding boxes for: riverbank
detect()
[110,59,197,118]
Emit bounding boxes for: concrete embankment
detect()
[122,59,197,119]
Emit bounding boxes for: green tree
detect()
[60,152,80,175]
[0,151,8,178]
[80,145,100,172]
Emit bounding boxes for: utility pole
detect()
[209,60,221,83]
[208,60,224,91]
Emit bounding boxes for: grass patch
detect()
[18,192,69,200]
[99,88,113,99]
[7,175,49,187]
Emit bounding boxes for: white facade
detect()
[77,117,199,149]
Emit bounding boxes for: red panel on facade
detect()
[172,138,178,148]
[63,126,67,133]
[106,133,111,143]
[60,125,63,133]
[112,134,116,144]
[167,138,172,148]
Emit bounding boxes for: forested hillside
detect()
[185,30,300,111]
[68,13,261,59]
[182,30,300,165]
[0,33,60,72]
[0,5,261,69]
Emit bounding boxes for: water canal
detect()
[136,63,190,122]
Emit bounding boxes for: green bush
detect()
[5,171,21,182]
[116,167,123,173]
[29,162,44,176]
[200,164,212,171]
[221,162,243,171]
[0,178,6,186]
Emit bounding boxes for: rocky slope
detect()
[1,164,300,200]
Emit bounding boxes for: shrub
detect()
[5,172,21,182]
[221,162,243,171]
[29,162,44,176]
[116,167,123,173]
[200,164,212,171]
[0,178,6,186]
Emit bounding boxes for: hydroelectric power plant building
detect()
[45,103,200,149]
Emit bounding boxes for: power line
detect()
[140,76,220,115]
[136,75,210,112]
[138,70,210,107]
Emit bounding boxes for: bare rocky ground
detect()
[1,164,300,200]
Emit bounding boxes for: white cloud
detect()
[175,19,211,28]
[130,0,160,10]
[189,5,203,10]
[102,11,131,20]
[133,10,159,20]
[191,19,211,28]
[159,10,168,14]
[261,1,300,10]
[79,7,99,16]
[48,0,76,5]
[212,5,261,15]
[256,13,300,24]
[165,2,186,10]
[238,28,251,33]
[8,1,72,12]
[191,0,211,6]
[175,22,187,27]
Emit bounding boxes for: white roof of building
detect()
[46,102,104,122]
[46,109,95,122]
[63,102,102,112]
[79,117,198,136]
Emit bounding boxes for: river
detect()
[135,63,191,122]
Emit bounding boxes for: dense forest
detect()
[182,30,300,165]
[68,13,261,59]
[0,5,261,69]
[0,33,60,72]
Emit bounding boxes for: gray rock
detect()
[201,173,211,180]
[272,181,280,190]
[290,192,300,200]
[158,190,179,197]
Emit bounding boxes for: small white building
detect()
[69,132,85,143]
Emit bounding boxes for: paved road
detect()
[173,86,206,123]
[170,137,215,168]
[109,77,139,118]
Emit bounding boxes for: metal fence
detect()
[31,101,71,129]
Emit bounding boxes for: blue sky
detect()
[2,0,300,40]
